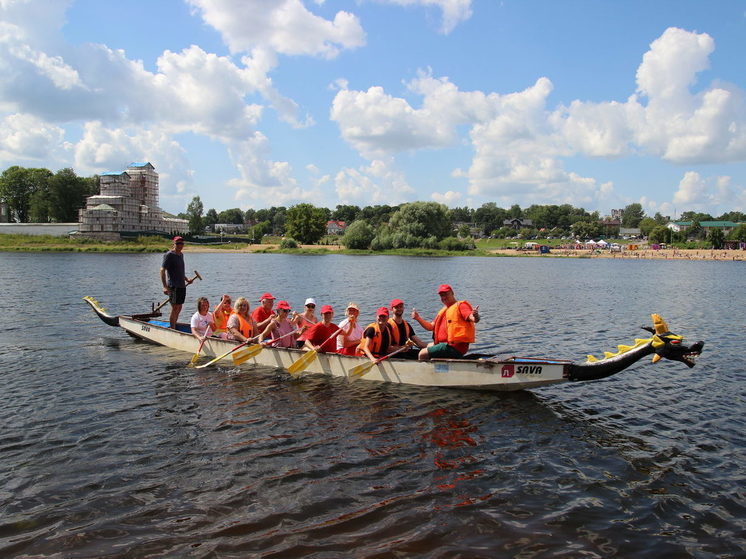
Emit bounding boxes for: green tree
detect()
[728,223,746,242]
[687,221,704,240]
[571,220,601,240]
[680,211,713,222]
[0,166,53,222]
[388,201,451,241]
[448,206,473,223]
[621,203,645,228]
[639,217,658,238]
[717,211,746,222]
[649,225,672,244]
[218,208,244,224]
[458,223,471,238]
[272,208,287,235]
[285,203,327,244]
[186,196,204,235]
[203,208,219,229]
[331,204,360,223]
[48,168,90,222]
[341,219,375,249]
[708,228,725,249]
[473,202,506,235]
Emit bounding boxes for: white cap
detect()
[304,298,316,306]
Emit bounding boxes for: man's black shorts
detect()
[169,287,187,305]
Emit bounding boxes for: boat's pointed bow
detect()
[83,296,120,327]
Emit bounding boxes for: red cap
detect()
[259,292,275,301]
[437,284,453,294]
[173,236,184,243]
[320,304,334,314]
[276,300,291,310]
[377,306,390,317]
[390,298,404,308]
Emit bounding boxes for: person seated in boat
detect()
[212,294,232,336]
[190,297,215,342]
[411,284,480,361]
[260,300,298,348]
[388,298,427,358]
[337,302,363,356]
[226,297,259,343]
[294,297,318,348]
[303,305,350,353]
[252,292,276,332]
[358,306,395,362]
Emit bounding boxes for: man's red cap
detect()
[173,236,184,243]
[276,300,291,310]
[437,284,453,294]
[320,304,334,314]
[390,298,404,307]
[259,293,275,301]
[377,306,390,317]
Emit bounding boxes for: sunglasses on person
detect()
[306,304,315,308]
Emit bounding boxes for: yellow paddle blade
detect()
[348,361,375,379]
[188,352,201,367]
[287,350,317,375]
[232,344,264,365]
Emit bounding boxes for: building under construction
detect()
[78,162,187,240]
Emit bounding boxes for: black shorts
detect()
[169,287,187,305]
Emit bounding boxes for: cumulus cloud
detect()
[431,190,462,205]
[0,113,66,161]
[334,159,415,205]
[377,0,473,34]
[187,0,365,57]
[332,27,746,211]
[73,121,194,199]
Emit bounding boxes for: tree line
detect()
[0,166,98,223]
[183,196,746,250]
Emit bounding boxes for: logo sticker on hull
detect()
[501,364,514,378]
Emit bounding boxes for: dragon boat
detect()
[84,297,703,392]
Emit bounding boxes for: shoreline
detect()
[181,244,744,261]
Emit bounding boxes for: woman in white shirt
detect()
[190,297,215,341]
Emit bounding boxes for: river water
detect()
[0,252,744,558]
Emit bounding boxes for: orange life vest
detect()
[235,313,254,339]
[357,321,391,356]
[387,318,411,345]
[432,300,475,344]
[213,306,232,332]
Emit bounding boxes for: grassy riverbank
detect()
[1,233,742,260]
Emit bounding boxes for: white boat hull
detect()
[120,316,571,392]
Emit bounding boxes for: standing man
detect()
[252,292,276,331]
[160,236,194,329]
[388,298,427,357]
[411,284,480,361]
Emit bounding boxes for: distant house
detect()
[504,218,533,230]
[668,221,740,235]
[326,220,347,235]
[213,223,245,234]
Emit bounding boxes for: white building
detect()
[78,162,187,240]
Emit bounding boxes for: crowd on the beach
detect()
[161,237,481,362]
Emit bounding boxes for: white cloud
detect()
[377,0,473,34]
[431,190,462,205]
[334,159,415,205]
[187,0,365,57]
[73,121,194,202]
[0,113,65,161]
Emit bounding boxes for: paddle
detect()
[287,327,341,376]
[188,326,212,367]
[153,270,202,313]
[193,339,251,369]
[348,342,413,379]
[231,327,303,365]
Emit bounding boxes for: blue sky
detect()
[1,0,745,218]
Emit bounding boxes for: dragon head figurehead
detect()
[568,314,704,382]
[644,314,704,369]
